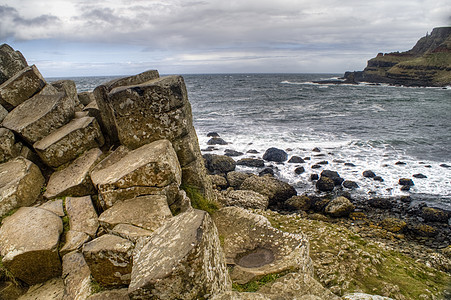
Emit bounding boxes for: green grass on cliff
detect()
[181,184,218,215]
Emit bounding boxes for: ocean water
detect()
[49,73,451,209]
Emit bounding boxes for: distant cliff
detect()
[345,27,451,87]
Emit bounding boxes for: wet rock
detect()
[0,65,45,110]
[240,175,296,206]
[220,190,269,210]
[247,149,259,154]
[312,147,321,152]
[227,171,252,189]
[398,178,414,186]
[0,157,44,217]
[208,137,228,145]
[320,170,344,186]
[213,207,312,284]
[2,85,75,144]
[294,166,305,174]
[91,140,181,209]
[0,128,20,163]
[343,180,359,189]
[288,156,305,163]
[363,170,376,178]
[44,148,102,199]
[344,162,356,167]
[395,161,407,165]
[412,224,438,237]
[311,164,322,169]
[259,167,274,176]
[0,207,62,285]
[421,207,450,223]
[324,196,355,217]
[310,174,319,181]
[207,132,220,137]
[380,218,407,233]
[129,209,230,299]
[210,174,228,189]
[285,195,311,211]
[203,153,236,174]
[400,185,411,191]
[373,176,384,182]
[82,234,134,286]
[316,176,335,192]
[317,160,329,165]
[65,196,99,238]
[236,158,265,168]
[62,251,92,300]
[225,149,244,157]
[0,44,28,85]
[413,173,427,179]
[262,147,288,162]
[33,116,104,168]
[368,197,393,209]
[440,163,450,168]
[98,195,172,231]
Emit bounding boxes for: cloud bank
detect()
[1,0,449,76]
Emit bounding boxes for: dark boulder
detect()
[317,160,328,165]
[262,147,288,162]
[395,161,407,165]
[421,207,450,223]
[285,195,311,211]
[207,132,220,137]
[363,170,376,178]
[373,176,384,182]
[294,167,305,175]
[312,147,321,152]
[368,197,393,209]
[246,149,259,154]
[344,162,356,167]
[203,154,236,174]
[311,164,322,169]
[236,158,265,168]
[288,156,305,163]
[310,196,331,212]
[400,185,411,191]
[259,168,274,177]
[440,163,450,168]
[320,170,344,186]
[240,175,296,206]
[310,174,319,181]
[224,149,244,157]
[316,176,335,192]
[413,173,427,179]
[343,180,359,189]
[207,137,228,145]
[399,178,414,186]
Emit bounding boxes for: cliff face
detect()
[346,27,451,87]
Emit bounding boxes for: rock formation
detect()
[344,27,451,87]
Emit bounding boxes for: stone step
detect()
[0,65,45,110]
[44,148,103,199]
[2,84,75,144]
[33,116,104,168]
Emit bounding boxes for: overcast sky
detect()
[1,0,449,77]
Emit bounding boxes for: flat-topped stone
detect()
[0,65,45,110]
[44,148,102,199]
[111,224,153,243]
[34,116,104,168]
[2,84,75,144]
[65,196,99,238]
[91,139,181,208]
[0,44,28,85]
[98,195,172,231]
[0,157,44,217]
[82,234,134,286]
[0,207,63,285]
[39,199,65,217]
[128,209,230,299]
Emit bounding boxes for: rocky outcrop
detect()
[0,44,28,85]
[344,27,451,87]
[240,175,296,207]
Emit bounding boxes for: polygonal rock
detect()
[2,84,75,144]
[111,224,153,243]
[128,209,230,299]
[0,128,20,163]
[60,230,91,256]
[0,44,28,85]
[99,195,172,231]
[0,207,63,285]
[91,139,181,209]
[213,207,312,284]
[240,175,296,206]
[33,116,104,168]
[65,196,99,238]
[39,199,65,216]
[0,157,44,217]
[0,65,45,110]
[82,234,134,287]
[0,103,7,122]
[221,190,269,210]
[62,251,92,300]
[16,278,65,300]
[44,148,103,199]
[51,79,81,107]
